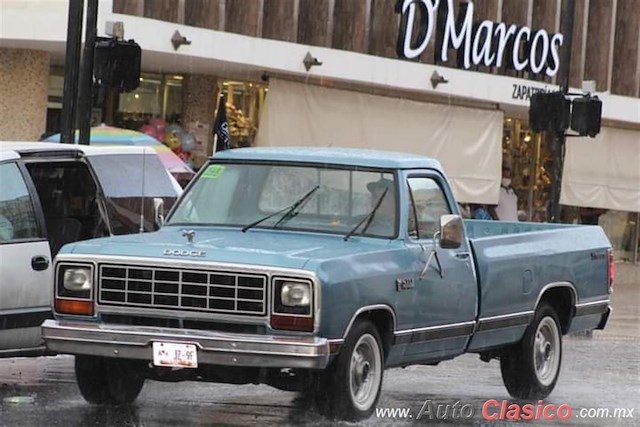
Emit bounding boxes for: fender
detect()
[336,304,397,343]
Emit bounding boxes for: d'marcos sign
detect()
[397,0,564,77]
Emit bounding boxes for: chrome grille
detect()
[98,264,267,316]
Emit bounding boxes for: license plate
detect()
[152,342,198,368]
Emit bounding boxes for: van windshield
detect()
[168,163,398,238]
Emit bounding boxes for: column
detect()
[181,74,218,168]
[0,49,50,141]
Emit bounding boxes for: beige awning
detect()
[561,126,640,212]
[256,79,504,204]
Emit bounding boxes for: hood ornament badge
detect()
[182,229,196,244]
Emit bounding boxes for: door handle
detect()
[455,252,470,260]
[31,256,50,271]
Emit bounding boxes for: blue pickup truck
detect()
[42,147,613,420]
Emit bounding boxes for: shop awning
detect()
[561,127,640,212]
[256,79,503,204]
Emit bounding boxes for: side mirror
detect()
[153,198,165,229]
[440,214,463,249]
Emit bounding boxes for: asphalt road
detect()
[0,335,638,427]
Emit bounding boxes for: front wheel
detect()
[316,319,384,421]
[500,303,562,399]
[75,355,145,405]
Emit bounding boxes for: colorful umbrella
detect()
[44,125,195,177]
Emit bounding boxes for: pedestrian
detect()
[470,204,494,220]
[489,165,518,221]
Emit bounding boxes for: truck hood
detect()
[64,226,396,270]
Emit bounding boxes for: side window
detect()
[407,177,451,239]
[0,162,39,241]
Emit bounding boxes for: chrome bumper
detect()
[42,320,330,369]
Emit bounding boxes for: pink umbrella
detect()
[45,124,196,179]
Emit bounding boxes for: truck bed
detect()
[464,220,612,352]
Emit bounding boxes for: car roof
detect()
[0,149,20,162]
[0,141,157,156]
[212,147,443,170]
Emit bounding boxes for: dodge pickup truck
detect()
[42,147,613,421]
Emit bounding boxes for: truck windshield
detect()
[168,163,398,238]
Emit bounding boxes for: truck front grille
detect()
[98,264,267,316]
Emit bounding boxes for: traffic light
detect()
[94,38,141,92]
[530,92,571,134]
[570,96,602,137]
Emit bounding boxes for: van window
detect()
[0,162,39,241]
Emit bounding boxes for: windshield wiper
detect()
[241,185,320,233]
[344,188,388,241]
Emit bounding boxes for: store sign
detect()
[511,83,553,101]
[396,0,564,77]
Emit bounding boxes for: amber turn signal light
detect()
[271,314,314,332]
[55,299,94,316]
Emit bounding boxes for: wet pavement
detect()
[0,335,638,426]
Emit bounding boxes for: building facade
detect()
[1,0,639,261]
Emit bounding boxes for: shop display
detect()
[218,81,267,148]
[503,118,553,222]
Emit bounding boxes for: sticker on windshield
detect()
[202,165,225,179]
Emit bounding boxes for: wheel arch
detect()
[534,282,577,334]
[340,305,396,359]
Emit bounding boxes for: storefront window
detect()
[502,118,553,222]
[217,81,267,148]
[503,117,639,262]
[116,73,183,130]
[600,211,640,263]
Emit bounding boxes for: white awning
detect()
[561,126,640,212]
[256,78,503,204]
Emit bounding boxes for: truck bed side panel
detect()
[466,223,611,352]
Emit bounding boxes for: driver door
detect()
[400,174,477,362]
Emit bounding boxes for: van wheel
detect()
[317,320,384,421]
[500,303,562,399]
[75,356,145,404]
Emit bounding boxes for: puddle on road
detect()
[3,395,35,404]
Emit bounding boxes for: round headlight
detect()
[281,282,311,307]
[63,267,92,292]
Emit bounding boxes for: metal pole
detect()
[548,0,575,223]
[634,212,639,265]
[78,0,99,145]
[60,0,84,144]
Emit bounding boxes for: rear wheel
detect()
[316,319,384,421]
[75,355,145,405]
[500,303,562,399]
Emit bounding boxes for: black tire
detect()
[500,303,562,399]
[316,319,384,421]
[75,355,145,405]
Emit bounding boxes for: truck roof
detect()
[212,147,443,170]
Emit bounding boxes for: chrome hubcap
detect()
[534,317,560,386]
[349,334,381,411]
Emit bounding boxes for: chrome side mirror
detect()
[440,214,463,249]
[153,198,165,228]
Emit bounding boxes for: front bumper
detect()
[42,319,330,369]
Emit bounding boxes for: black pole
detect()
[78,0,99,145]
[548,0,575,223]
[60,0,84,144]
